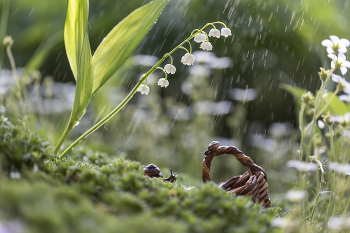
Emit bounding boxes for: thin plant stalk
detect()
[5,42,25,113]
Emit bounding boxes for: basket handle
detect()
[202,141,267,182]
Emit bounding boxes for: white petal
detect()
[322,39,333,47]
[342,61,350,68]
[330,35,339,43]
[317,120,325,129]
[331,61,335,68]
[327,47,334,54]
[328,54,336,60]
[338,47,347,54]
[339,95,350,102]
[338,53,346,63]
[340,67,348,75]
[332,74,343,83]
[339,39,350,47]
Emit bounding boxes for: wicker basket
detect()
[202,141,271,208]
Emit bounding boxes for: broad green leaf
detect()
[64,0,89,80]
[280,83,307,106]
[91,0,168,95]
[70,34,93,123]
[323,93,350,116]
[64,0,93,123]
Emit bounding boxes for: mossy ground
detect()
[0,116,279,233]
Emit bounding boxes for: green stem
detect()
[303,89,339,135]
[54,120,76,154]
[5,44,25,113]
[329,124,336,162]
[0,0,9,71]
[58,26,207,158]
[310,187,322,220]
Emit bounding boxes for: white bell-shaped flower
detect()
[137,84,150,95]
[221,28,232,37]
[209,29,220,38]
[157,78,169,88]
[322,35,350,55]
[164,64,176,74]
[181,53,195,66]
[200,42,213,51]
[328,53,350,75]
[194,33,206,43]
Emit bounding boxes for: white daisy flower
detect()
[328,53,350,75]
[322,35,350,55]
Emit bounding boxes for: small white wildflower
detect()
[287,160,317,172]
[164,64,176,74]
[329,162,350,175]
[181,53,195,66]
[317,120,325,129]
[328,216,350,230]
[209,29,220,38]
[200,42,213,51]
[285,189,306,202]
[194,33,207,43]
[328,53,350,75]
[137,84,150,95]
[221,28,232,37]
[271,218,297,230]
[332,74,350,89]
[157,78,169,88]
[229,88,257,102]
[322,35,350,55]
[9,172,21,179]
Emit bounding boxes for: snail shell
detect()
[143,164,163,178]
[208,141,220,151]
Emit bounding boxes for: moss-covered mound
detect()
[0,116,279,233]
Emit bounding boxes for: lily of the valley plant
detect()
[55,0,232,158]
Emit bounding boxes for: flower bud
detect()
[336,80,347,91]
[318,68,330,82]
[301,91,314,104]
[323,111,333,126]
[3,36,13,47]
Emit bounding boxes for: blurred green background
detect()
[1,0,349,191]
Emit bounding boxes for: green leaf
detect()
[280,83,307,106]
[71,34,93,123]
[64,0,93,123]
[91,0,168,95]
[323,93,350,116]
[64,0,89,80]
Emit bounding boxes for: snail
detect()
[143,164,163,178]
[163,169,183,183]
[143,164,183,183]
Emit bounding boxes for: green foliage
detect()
[64,0,93,124]
[281,83,350,116]
[91,0,168,95]
[0,117,278,233]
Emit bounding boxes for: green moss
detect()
[0,116,279,233]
